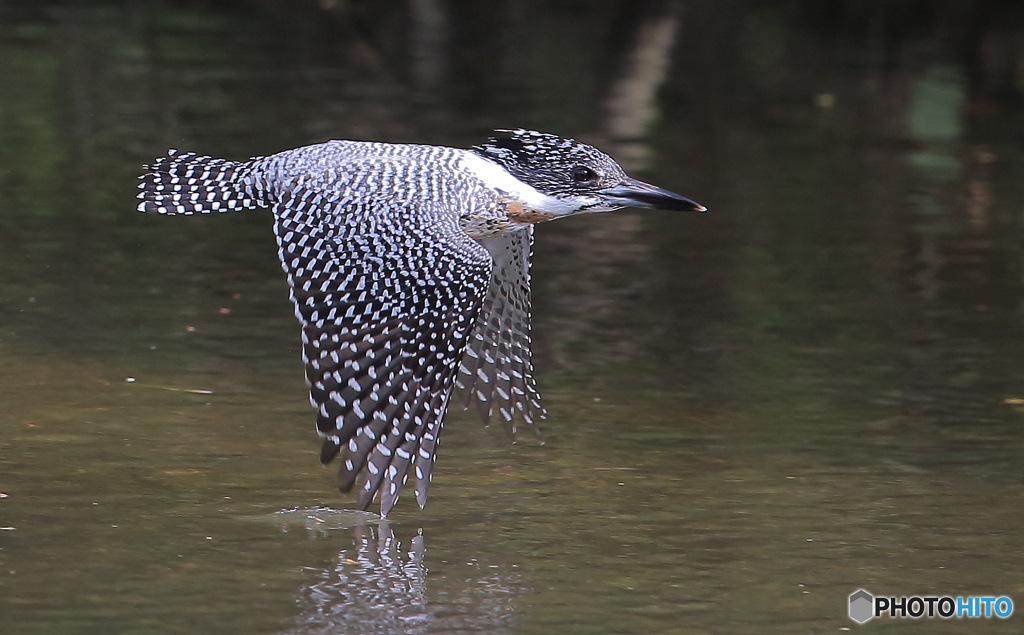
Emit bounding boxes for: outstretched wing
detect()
[137,142,539,513]
[273,159,492,517]
[457,227,546,433]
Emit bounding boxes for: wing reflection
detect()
[278,516,525,634]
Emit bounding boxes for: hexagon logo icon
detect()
[849,589,874,624]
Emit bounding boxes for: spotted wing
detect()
[456,227,546,433]
[274,193,491,517]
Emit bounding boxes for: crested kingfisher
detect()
[138,129,705,515]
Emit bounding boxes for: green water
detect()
[3,2,1024,633]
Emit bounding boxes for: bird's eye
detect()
[571,166,599,183]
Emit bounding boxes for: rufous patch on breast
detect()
[503,199,559,223]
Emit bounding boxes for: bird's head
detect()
[471,129,706,215]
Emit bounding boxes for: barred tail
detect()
[137,149,265,216]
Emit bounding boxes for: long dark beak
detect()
[600,178,707,212]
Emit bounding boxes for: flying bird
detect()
[138,129,705,515]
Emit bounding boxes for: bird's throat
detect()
[502,199,560,224]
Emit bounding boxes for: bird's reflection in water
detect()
[276,509,524,634]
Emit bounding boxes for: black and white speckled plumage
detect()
[473,129,627,197]
[456,228,544,430]
[139,140,541,515]
[138,130,703,516]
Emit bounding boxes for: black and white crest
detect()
[471,129,628,196]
